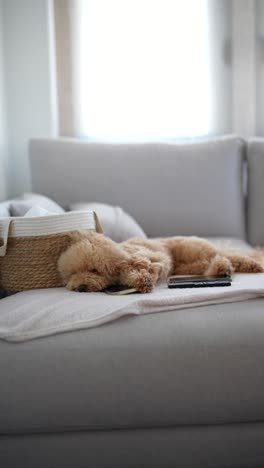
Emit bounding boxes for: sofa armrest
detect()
[247,138,264,246]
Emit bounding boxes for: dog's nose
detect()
[78,284,88,292]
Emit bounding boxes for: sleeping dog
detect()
[58,232,263,293]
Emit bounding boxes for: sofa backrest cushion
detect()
[247,138,264,246]
[29,135,246,238]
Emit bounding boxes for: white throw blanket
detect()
[0,273,264,342]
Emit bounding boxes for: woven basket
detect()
[0,211,102,292]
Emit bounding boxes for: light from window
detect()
[76,0,211,140]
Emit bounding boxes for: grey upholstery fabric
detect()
[247,139,264,245]
[1,423,264,468]
[29,135,246,238]
[1,298,264,435]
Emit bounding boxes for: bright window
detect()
[76,0,211,140]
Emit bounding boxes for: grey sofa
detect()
[1,135,264,468]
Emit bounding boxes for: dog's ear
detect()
[87,231,130,276]
[100,243,130,276]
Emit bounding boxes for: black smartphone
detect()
[167,275,232,288]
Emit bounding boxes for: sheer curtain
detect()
[54,0,259,140]
[75,0,211,140]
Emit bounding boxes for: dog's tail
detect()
[221,248,264,273]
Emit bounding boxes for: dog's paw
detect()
[235,259,264,273]
[252,262,264,273]
[134,271,154,293]
[138,277,153,293]
[120,268,154,293]
[206,255,233,277]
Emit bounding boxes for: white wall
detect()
[2,0,57,198]
[0,0,8,201]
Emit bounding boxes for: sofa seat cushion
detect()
[1,297,264,435]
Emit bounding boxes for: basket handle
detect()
[0,218,12,256]
[94,212,104,233]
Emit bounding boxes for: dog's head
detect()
[58,231,129,292]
